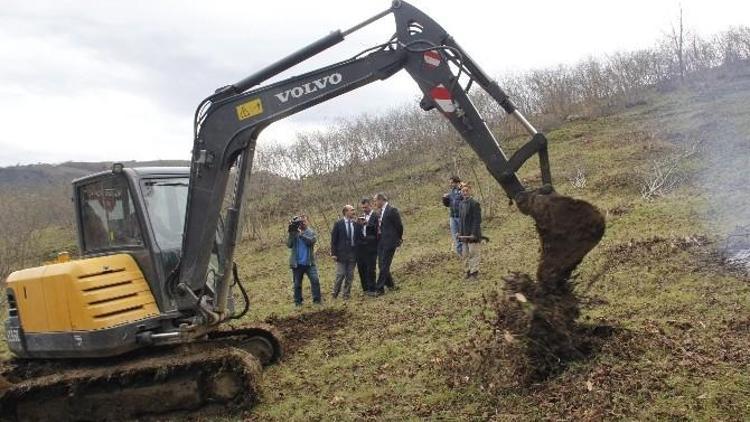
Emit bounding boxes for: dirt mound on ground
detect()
[265,308,348,357]
[446,190,606,386]
[446,273,616,389]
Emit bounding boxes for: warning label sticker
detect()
[236,98,263,121]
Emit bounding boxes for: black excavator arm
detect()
[174,1,552,318]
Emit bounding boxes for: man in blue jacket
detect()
[442,176,463,256]
[287,215,321,306]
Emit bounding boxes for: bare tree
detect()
[671,5,686,83]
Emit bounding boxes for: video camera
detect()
[288,216,305,233]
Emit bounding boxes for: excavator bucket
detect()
[0,324,282,421]
[516,189,606,288]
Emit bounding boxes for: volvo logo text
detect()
[274,73,343,103]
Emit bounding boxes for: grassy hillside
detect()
[1,67,749,420]
[230,67,750,420]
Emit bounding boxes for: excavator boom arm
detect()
[175,0,552,314]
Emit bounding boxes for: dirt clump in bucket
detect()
[515,189,606,288]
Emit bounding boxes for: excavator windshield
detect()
[140,178,189,251]
[78,175,143,252]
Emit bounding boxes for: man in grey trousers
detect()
[330,205,360,299]
[458,183,482,279]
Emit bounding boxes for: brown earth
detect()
[445,190,607,387]
[264,308,349,358]
[515,190,606,288]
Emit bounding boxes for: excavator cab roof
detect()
[71,166,189,185]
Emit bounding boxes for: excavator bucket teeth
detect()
[0,324,284,421]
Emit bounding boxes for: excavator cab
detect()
[4,166,239,359]
[73,166,193,313]
[5,167,183,358]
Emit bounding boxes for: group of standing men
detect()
[286,176,480,307]
[286,193,403,306]
[443,176,482,279]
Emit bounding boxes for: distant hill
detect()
[0,160,189,188]
[0,160,297,191]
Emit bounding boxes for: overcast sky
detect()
[1,0,748,166]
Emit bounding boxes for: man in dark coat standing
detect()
[442,176,464,256]
[355,197,379,293]
[458,183,482,279]
[331,205,360,299]
[369,193,403,296]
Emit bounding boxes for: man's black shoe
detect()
[365,290,384,297]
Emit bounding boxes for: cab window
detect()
[79,176,142,252]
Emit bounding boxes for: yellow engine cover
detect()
[6,254,159,333]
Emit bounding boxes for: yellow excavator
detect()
[1,1,603,420]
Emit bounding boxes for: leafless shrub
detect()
[639,138,703,200]
[568,167,588,190]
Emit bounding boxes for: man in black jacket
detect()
[331,205,360,299]
[458,183,482,279]
[369,193,403,296]
[442,176,463,256]
[355,198,379,293]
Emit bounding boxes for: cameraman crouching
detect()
[287,214,322,306]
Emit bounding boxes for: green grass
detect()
[230,71,750,420]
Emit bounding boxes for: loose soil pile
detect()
[447,190,606,387]
[265,308,348,357]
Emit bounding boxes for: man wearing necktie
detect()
[355,197,379,293]
[368,192,403,296]
[331,205,360,299]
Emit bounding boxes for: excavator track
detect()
[0,324,282,422]
[208,322,284,366]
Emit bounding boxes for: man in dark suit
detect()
[368,193,403,296]
[458,183,482,279]
[330,205,359,299]
[355,197,379,293]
